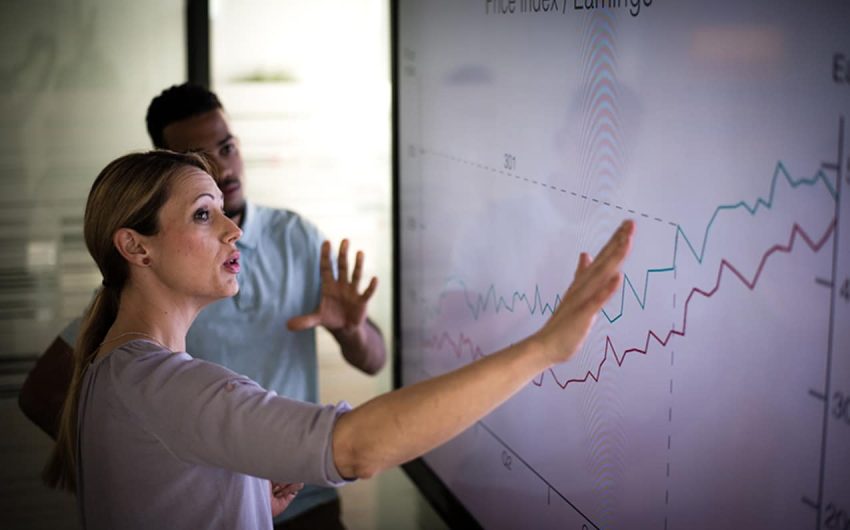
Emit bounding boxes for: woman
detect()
[45,150,634,529]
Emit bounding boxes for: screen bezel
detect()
[390,0,484,527]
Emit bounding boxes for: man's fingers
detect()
[287,313,322,331]
[319,241,335,283]
[351,250,364,289]
[337,239,350,281]
[360,276,378,303]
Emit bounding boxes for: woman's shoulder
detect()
[101,339,261,408]
[103,340,237,385]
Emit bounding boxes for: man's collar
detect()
[236,201,259,250]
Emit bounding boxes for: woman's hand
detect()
[533,220,635,365]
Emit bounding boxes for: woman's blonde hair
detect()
[43,150,215,491]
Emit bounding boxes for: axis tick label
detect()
[809,388,826,401]
[802,496,820,510]
[815,277,834,288]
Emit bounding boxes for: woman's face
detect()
[144,167,242,304]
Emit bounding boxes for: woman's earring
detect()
[143,257,151,266]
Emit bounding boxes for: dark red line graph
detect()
[424,220,836,389]
[424,331,487,362]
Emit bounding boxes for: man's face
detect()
[162,109,246,217]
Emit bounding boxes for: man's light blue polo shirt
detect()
[63,201,338,521]
[186,202,323,407]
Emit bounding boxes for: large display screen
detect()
[393,1,850,528]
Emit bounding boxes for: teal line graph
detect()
[434,161,837,324]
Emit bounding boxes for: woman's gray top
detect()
[76,339,350,529]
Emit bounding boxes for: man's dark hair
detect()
[145,83,223,148]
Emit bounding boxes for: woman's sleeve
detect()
[110,347,351,486]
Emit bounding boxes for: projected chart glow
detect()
[394,1,850,529]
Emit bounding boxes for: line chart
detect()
[429,160,836,324]
[397,2,850,527]
[423,219,836,389]
[534,219,836,388]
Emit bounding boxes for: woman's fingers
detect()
[567,221,633,309]
[585,221,633,277]
[590,272,624,309]
[566,252,592,297]
[596,220,634,269]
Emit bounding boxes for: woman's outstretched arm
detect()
[332,220,635,479]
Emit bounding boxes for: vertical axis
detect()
[816,115,844,529]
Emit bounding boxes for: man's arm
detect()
[329,317,386,375]
[18,336,74,440]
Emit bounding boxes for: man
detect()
[18,83,387,529]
